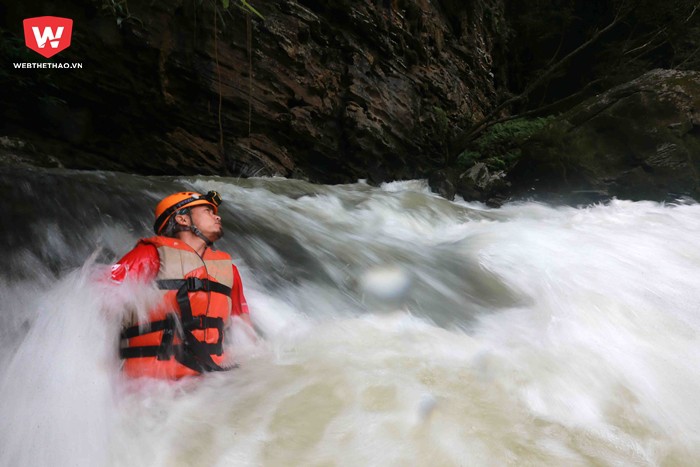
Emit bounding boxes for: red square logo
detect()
[23,16,73,59]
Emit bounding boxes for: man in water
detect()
[111,190,252,379]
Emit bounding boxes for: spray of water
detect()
[0,258,118,466]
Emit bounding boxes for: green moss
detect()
[457,116,555,171]
[433,106,449,134]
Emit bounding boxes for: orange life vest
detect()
[119,236,235,379]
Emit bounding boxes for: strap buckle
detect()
[186,277,207,291]
[182,315,205,331]
[156,314,178,360]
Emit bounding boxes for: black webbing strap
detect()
[119,342,223,359]
[119,316,225,358]
[120,319,229,372]
[157,278,232,297]
[120,319,171,339]
[169,278,228,372]
[119,277,234,372]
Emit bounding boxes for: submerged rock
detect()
[428,162,508,206]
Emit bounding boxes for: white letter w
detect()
[32,26,64,49]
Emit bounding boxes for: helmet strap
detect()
[190,224,215,248]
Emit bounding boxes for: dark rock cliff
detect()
[508,69,700,202]
[1,0,507,184]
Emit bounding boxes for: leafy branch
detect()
[449,5,631,162]
[220,0,264,20]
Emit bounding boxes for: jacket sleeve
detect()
[230,264,250,316]
[111,243,160,283]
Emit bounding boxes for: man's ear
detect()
[174,213,190,226]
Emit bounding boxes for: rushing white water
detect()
[2,170,700,466]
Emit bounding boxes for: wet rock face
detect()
[1,0,505,184]
[509,69,700,202]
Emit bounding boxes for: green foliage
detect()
[94,0,142,27]
[457,116,555,170]
[475,117,554,152]
[457,150,480,167]
[222,0,264,20]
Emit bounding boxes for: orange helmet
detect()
[153,190,222,234]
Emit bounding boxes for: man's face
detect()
[189,204,224,241]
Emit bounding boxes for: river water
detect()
[1,167,700,466]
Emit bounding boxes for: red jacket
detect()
[112,237,249,378]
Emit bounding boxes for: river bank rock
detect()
[508,69,700,202]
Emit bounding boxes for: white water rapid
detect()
[2,169,700,466]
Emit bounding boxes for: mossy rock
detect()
[509,69,700,202]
